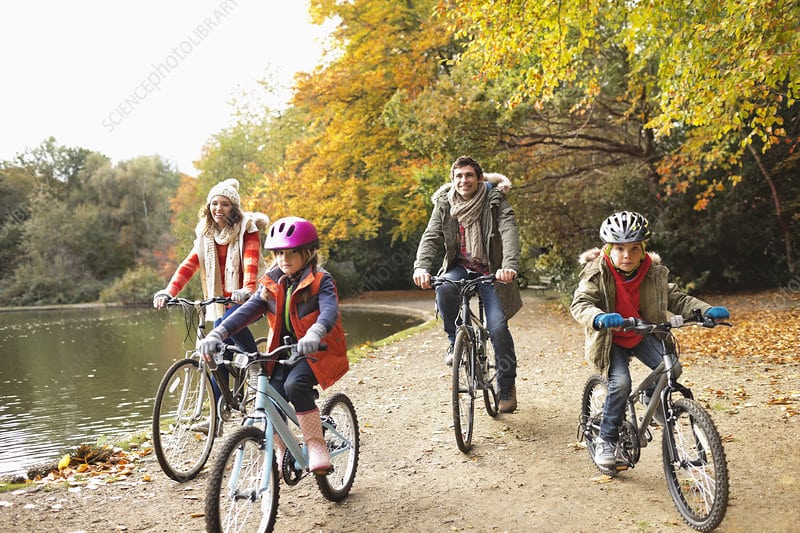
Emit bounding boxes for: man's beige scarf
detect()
[448,183,487,263]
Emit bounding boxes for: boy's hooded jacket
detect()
[414,173,523,319]
[571,248,712,377]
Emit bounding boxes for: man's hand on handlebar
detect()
[413,268,432,289]
[495,268,517,284]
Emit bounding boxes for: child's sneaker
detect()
[594,437,617,469]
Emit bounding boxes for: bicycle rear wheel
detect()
[662,398,729,531]
[452,328,475,453]
[206,425,278,533]
[316,392,360,501]
[152,358,217,481]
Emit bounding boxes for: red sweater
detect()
[167,230,261,296]
[604,253,652,348]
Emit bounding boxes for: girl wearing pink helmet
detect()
[199,217,348,475]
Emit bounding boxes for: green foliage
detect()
[99,266,165,305]
[0,140,180,305]
[323,260,361,299]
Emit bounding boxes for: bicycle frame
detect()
[231,352,353,493]
[172,297,251,415]
[620,315,721,458]
[457,291,481,377]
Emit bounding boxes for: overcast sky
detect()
[0,0,332,175]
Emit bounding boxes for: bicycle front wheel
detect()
[480,334,499,417]
[452,328,475,453]
[316,392,360,501]
[206,425,279,533]
[152,358,217,481]
[662,398,729,531]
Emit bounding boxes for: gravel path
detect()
[1,289,798,532]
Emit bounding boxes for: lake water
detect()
[0,305,422,477]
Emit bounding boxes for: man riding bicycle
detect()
[413,156,523,413]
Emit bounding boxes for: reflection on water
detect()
[0,305,421,477]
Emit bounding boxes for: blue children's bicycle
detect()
[204,342,359,533]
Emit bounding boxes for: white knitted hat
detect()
[207,178,241,207]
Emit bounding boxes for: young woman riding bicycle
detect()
[153,178,270,405]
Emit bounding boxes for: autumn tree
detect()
[249,0,457,244]
[438,0,800,273]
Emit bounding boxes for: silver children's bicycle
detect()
[578,309,731,531]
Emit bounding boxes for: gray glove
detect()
[153,289,173,309]
[198,327,228,368]
[231,288,252,304]
[297,323,327,355]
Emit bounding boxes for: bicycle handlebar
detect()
[430,274,496,292]
[620,308,732,334]
[221,342,327,369]
[166,296,234,308]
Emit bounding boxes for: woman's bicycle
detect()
[152,296,267,482]
[431,274,499,453]
[578,309,731,532]
[204,342,359,533]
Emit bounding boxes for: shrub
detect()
[99,266,164,304]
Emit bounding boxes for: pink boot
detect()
[296,409,331,475]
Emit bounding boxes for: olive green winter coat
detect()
[570,248,712,377]
[413,176,523,320]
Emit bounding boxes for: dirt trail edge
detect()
[1,290,798,532]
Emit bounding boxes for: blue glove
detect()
[594,313,624,329]
[704,306,730,320]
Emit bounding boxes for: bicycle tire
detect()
[662,398,729,532]
[316,392,360,501]
[205,425,279,533]
[580,375,616,476]
[480,332,499,417]
[452,328,475,453]
[152,358,217,482]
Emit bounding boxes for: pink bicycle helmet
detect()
[264,217,319,250]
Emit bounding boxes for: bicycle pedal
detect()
[312,466,334,476]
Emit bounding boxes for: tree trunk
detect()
[748,143,795,274]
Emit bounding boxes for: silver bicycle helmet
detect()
[599,211,652,243]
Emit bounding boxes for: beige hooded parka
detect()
[571,248,712,377]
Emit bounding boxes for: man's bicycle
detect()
[577,309,731,532]
[152,296,266,482]
[431,274,499,453]
[204,342,359,533]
